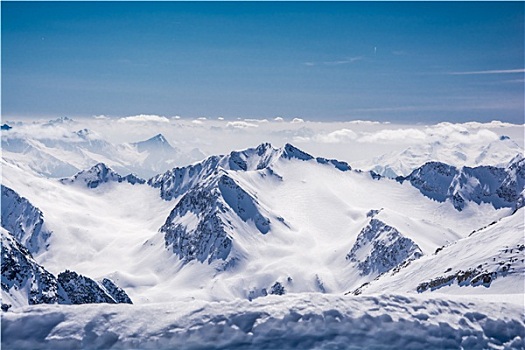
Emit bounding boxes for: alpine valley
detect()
[1,118,524,349]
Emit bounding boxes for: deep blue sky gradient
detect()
[2,2,524,122]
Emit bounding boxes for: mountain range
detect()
[1,126,524,348]
[2,141,523,307]
[2,127,205,178]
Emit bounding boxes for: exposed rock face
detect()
[61,163,145,188]
[58,271,116,304]
[161,185,232,264]
[155,143,356,266]
[218,175,270,234]
[1,228,132,307]
[101,278,132,304]
[1,229,68,306]
[347,219,423,276]
[417,243,524,293]
[270,282,286,295]
[1,185,51,254]
[148,156,222,201]
[149,143,349,202]
[401,156,525,211]
[402,162,458,202]
[160,163,279,265]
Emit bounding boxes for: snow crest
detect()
[60,163,145,188]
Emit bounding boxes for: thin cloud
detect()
[315,129,358,143]
[305,56,364,67]
[323,56,363,65]
[226,121,259,129]
[358,128,427,143]
[448,68,525,75]
[118,114,170,123]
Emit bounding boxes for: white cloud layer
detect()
[3,116,523,168]
[118,114,170,123]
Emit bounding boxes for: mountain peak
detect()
[46,116,74,125]
[75,128,90,137]
[149,134,168,144]
[61,163,145,188]
[134,134,174,152]
[280,143,314,161]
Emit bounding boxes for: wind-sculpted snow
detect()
[402,156,525,211]
[61,163,145,188]
[227,142,281,171]
[2,293,524,350]
[1,185,51,254]
[149,143,282,201]
[347,219,423,276]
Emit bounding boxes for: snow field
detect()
[2,293,524,350]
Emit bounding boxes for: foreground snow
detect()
[2,293,523,349]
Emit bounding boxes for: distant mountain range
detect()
[2,128,205,178]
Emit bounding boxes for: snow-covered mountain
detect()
[351,207,524,297]
[398,155,525,211]
[346,217,423,277]
[1,185,51,254]
[1,139,524,348]
[1,123,205,178]
[60,163,145,188]
[357,134,523,178]
[1,228,132,310]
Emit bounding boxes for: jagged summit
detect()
[1,123,12,130]
[45,116,74,126]
[149,133,169,144]
[61,163,145,188]
[149,143,351,201]
[399,157,525,211]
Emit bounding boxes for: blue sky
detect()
[2,2,524,123]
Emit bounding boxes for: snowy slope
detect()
[352,208,525,297]
[2,293,524,350]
